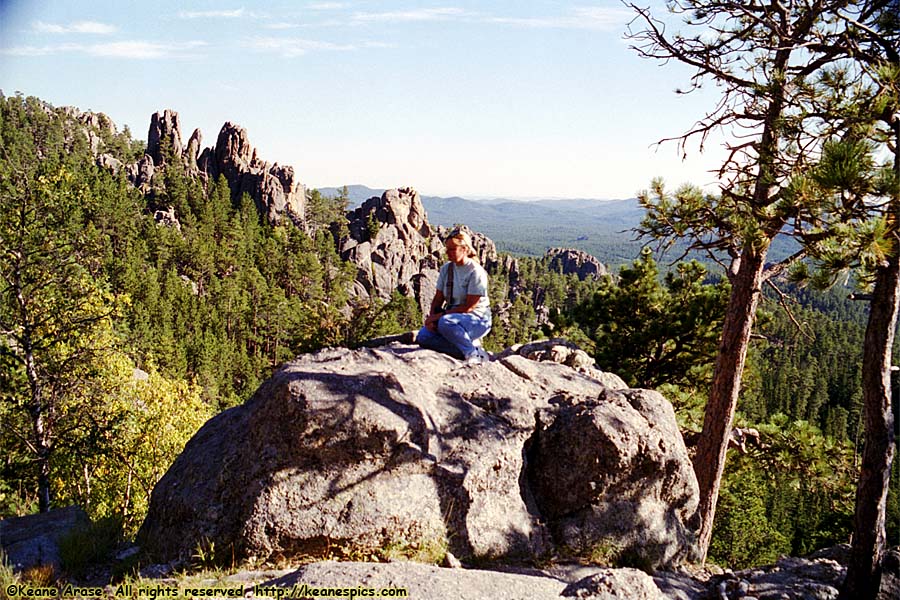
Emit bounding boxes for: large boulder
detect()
[138,344,700,568]
[259,561,665,600]
[528,388,700,567]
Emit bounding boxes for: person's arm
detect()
[444,294,482,314]
[424,290,446,331]
[429,290,445,316]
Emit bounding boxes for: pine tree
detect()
[626,0,897,560]
[0,96,120,511]
[573,249,727,388]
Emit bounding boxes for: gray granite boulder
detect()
[0,506,89,573]
[138,344,699,568]
[256,561,665,600]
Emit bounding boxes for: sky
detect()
[0,1,728,200]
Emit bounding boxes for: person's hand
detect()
[425,313,441,332]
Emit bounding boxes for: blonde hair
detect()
[445,229,478,259]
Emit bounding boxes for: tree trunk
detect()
[840,250,899,599]
[840,115,900,600]
[693,243,769,561]
[24,334,52,513]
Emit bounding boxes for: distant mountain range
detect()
[316,185,802,271]
[316,185,646,267]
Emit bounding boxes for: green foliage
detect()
[307,186,349,235]
[571,249,728,388]
[742,286,865,439]
[0,550,19,592]
[377,534,448,564]
[0,94,126,511]
[709,417,856,568]
[365,211,380,241]
[0,95,363,527]
[52,355,212,533]
[709,465,791,568]
[58,516,124,577]
[340,291,423,349]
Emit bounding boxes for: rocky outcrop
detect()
[0,506,89,573]
[497,338,626,388]
[262,561,665,600]
[124,111,305,226]
[59,105,121,170]
[184,128,202,171]
[130,545,900,600]
[339,188,445,315]
[547,247,607,281]
[338,188,508,315]
[198,121,306,226]
[146,109,183,167]
[125,154,155,194]
[138,344,700,569]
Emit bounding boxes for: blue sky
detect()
[0,1,726,199]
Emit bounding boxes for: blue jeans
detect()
[417,312,491,359]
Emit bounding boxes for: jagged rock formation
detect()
[339,188,445,315]
[138,344,700,569]
[547,247,607,281]
[339,188,508,315]
[197,121,306,225]
[118,110,305,226]
[58,105,127,177]
[146,109,183,167]
[125,155,155,193]
[55,103,304,227]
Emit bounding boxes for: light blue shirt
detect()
[436,260,491,320]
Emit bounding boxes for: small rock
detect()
[442,551,462,569]
[562,568,663,599]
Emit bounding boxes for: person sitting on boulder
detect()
[417,228,492,364]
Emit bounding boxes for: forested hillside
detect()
[1,93,897,572]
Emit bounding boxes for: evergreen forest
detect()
[0,91,898,577]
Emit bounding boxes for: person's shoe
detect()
[465,348,492,365]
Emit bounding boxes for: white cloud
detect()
[360,41,398,49]
[2,44,67,57]
[351,7,470,23]
[243,36,355,57]
[489,6,633,31]
[87,40,207,59]
[178,8,246,19]
[265,22,301,30]
[308,2,347,9]
[344,6,629,30]
[32,20,117,34]
[2,40,207,60]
